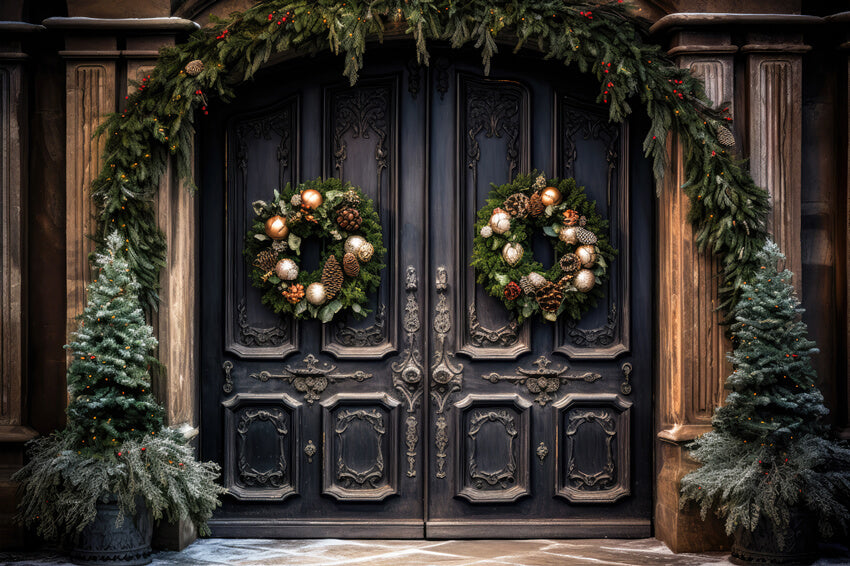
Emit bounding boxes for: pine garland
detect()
[90,0,768,319]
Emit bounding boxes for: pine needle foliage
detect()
[13,233,226,540]
[92,0,768,319]
[680,241,850,544]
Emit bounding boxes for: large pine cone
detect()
[254,248,278,272]
[536,282,564,313]
[336,207,362,231]
[716,124,736,148]
[504,193,529,218]
[185,59,204,76]
[519,276,536,296]
[528,192,545,217]
[575,226,598,245]
[321,255,344,299]
[343,252,360,278]
[559,253,582,275]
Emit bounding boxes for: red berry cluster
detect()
[215,28,229,40]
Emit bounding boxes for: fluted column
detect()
[650,22,735,553]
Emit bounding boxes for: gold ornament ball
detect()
[574,269,596,293]
[502,242,524,266]
[540,186,562,206]
[344,235,367,255]
[489,208,512,235]
[306,282,328,305]
[357,241,375,263]
[274,258,299,281]
[265,215,289,240]
[559,226,578,245]
[576,245,598,268]
[300,189,324,210]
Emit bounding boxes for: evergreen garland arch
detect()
[91,0,769,321]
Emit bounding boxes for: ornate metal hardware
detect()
[405,415,418,478]
[430,266,463,479]
[250,354,373,404]
[482,356,602,406]
[536,441,549,464]
[620,362,633,395]
[304,440,317,463]
[393,267,424,413]
[222,360,234,394]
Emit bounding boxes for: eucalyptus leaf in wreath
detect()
[471,172,615,324]
[244,178,386,321]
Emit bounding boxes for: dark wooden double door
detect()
[200,48,652,538]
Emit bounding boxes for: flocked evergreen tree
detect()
[14,232,225,541]
[681,241,850,543]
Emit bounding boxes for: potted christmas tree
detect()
[681,241,850,564]
[14,232,225,565]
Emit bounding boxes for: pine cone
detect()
[254,249,278,272]
[559,253,582,275]
[185,59,204,76]
[336,207,362,231]
[321,255,344,299]
[282,283,305,304]
[557,275,574,290]
[716,124,736,148]
[504,281,522,301]
[576,227,598,245]
[519,276,536,296]
[504,193,529,218]
[343,252,360,277]
[343,189,361,205]
[528,192,545,217]
[535,282,564,313]
[562,209,580,226]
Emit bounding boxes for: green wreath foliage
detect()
[472,173,615,324]
[89,0,769,322]
[244,178,386,322]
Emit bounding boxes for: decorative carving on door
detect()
[222,393,301,501]
[236,299,288,348]
[467,304,520,348]
[565,303,618,348]
[334,304,386,347]
[464,78,523,187]
[250,354,373,404]
[393,267,424,476]
[222,360,234,394]
[332,85,390,188]
[430,267,463,479]
[554,393,632,503]
[482,356,602,406]
[304,440,317,464]
[321,393,400,502]
[454,393,531,503]
[405,415,418,478]
[406,59,421,98]
[536,441,549,464]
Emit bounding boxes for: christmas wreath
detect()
[472,173,615,323]
[244,178,386,322]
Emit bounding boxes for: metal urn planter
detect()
[70,497,153,566]
[730,509,816,565]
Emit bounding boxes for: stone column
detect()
[0,21,42,547]
[649,19,736,553]
[43,16,199,550]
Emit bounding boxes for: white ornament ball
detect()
[489,208,511,235]
[357,241,375,263]
[527,272,547,289]
[559,226,578,245]
[274,258,299,281]
[574,269,596,293]
[480,225,493,238]
[306,282,328,305]
[502,243,524,266]
[575,245,598,268]
[344,235,367,255]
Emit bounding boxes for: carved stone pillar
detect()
[649,20,735,553]
[744,31,811,295]
[0,21,42,548]
[44,16,199,550]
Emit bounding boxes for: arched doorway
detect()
[199,46,653,538]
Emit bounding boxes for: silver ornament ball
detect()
[574,269,596,293]
[306,282,328,305]
[274,258,299,281]
[489,208,512,235]
[344,235,367,255]
[502,242,524,266]
[559,226,578,245]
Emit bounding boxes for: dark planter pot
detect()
[731,508,817,565]
[70,497,153,566]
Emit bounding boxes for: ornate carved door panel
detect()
[199,50,652,538]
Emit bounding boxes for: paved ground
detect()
[2,538,849,566]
